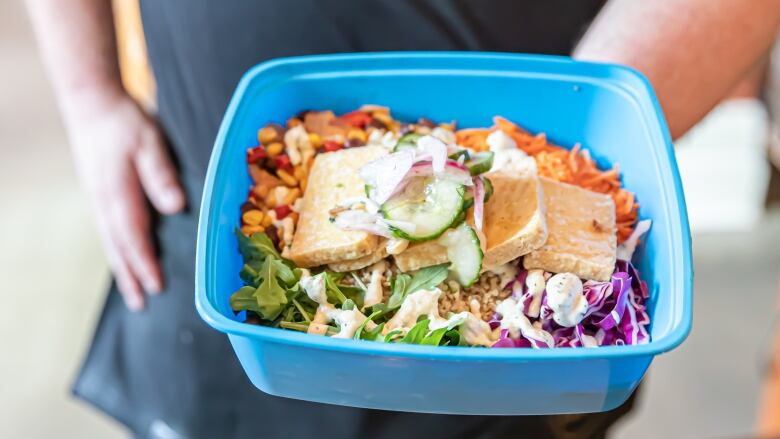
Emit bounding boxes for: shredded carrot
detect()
[456,116,639,243]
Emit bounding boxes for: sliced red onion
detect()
[360,150,415,204]
[379,218,418,234]
[417,135,448,175]
[333,210,393,238]
[473,176,486,232]
[337,196,380,214]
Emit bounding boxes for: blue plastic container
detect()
[196,52,693,415]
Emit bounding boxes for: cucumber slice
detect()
[380,176,465,242]
[465,151,494,176]
[439,222,483,287]
[392,133,423,152]
[448,149,471,161]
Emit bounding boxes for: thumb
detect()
[134,123,186,214]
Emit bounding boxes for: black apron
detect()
[74,1,636,438]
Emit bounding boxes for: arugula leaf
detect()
[280,321,338,336]
[383,329,404,342]
[446,329,467,347]
[360,323,385,341]
[230,286,262,314]
[291,298,311,323]
[239,263,260,287]
[271,258,298,287]
[400,319,430,344]
[406,263,450,294]
[353,310,382,340]
[235,229,280,261]
[386,273,411,310]
[420,327,449,346]
[323,272,348,304]
[350,272,368,293]
[253,256,288,320]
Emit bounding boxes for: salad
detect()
[231,106,651,348]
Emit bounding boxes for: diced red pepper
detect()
[274,205,292,219]
[323,140,343,152]
[246,146,267,164]
[338,110,372,129]
[274,154,293,173]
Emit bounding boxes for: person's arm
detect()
[26,0,185,310]
[575,0,780,139]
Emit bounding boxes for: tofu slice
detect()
[523,177,617,281]
[328,241,389,272]
[393,240,449,272]
[288,146,386,267]
[481,158,547,268]
[393,157,547,272]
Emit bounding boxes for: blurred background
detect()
[1,0,779,437]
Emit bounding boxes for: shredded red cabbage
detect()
[491,259,651,349]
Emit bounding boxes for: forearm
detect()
[575,0,780,139]
[25,0,123,121]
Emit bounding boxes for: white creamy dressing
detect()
[580,332,599,348]
[384,288,496,346]
[431,127,456,145]
[326,307,376,339]
[545,273,588,328]
[385,237,409,255]
[525,269,546,318]
[363,260,387,307]
[385,288,443,332]
[494,296,554,348]
[367,129,400,150]
[299,271,376,338]
[616,219,652,261]
[283,124,312,166]
[486,262,518,288]
[486,129,528,173]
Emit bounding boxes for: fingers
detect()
[106,167,164,296]
[93,208,146,311]
[134,122,186,215]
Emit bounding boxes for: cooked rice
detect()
[344,261,512,322]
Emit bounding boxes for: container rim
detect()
[196,52,693,362]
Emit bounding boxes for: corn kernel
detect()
[266,142,284,157]
[308,132,322,148]
[299,177,308,193]
[347,129,367,142]
[283,188,301,206]
[277,169,297,187]
[373,112,392,126]
[253,184,270,199]
[264,190,277,208]
[242,209,264,226]
[261,214,274,227]
[293,165,306,181]
[257,126,278,145]
[288,212,299,224]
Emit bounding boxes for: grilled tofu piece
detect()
[394,157,547,272]
[523,177,617,281]
[328,241,389,272]
[481,158,547,268]
[393,240,449,272]
[288,145,386,267]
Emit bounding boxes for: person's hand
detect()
[64,89,185,311]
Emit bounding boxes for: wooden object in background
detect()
[112,0,156,111]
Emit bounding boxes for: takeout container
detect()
[196,52,693,415]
